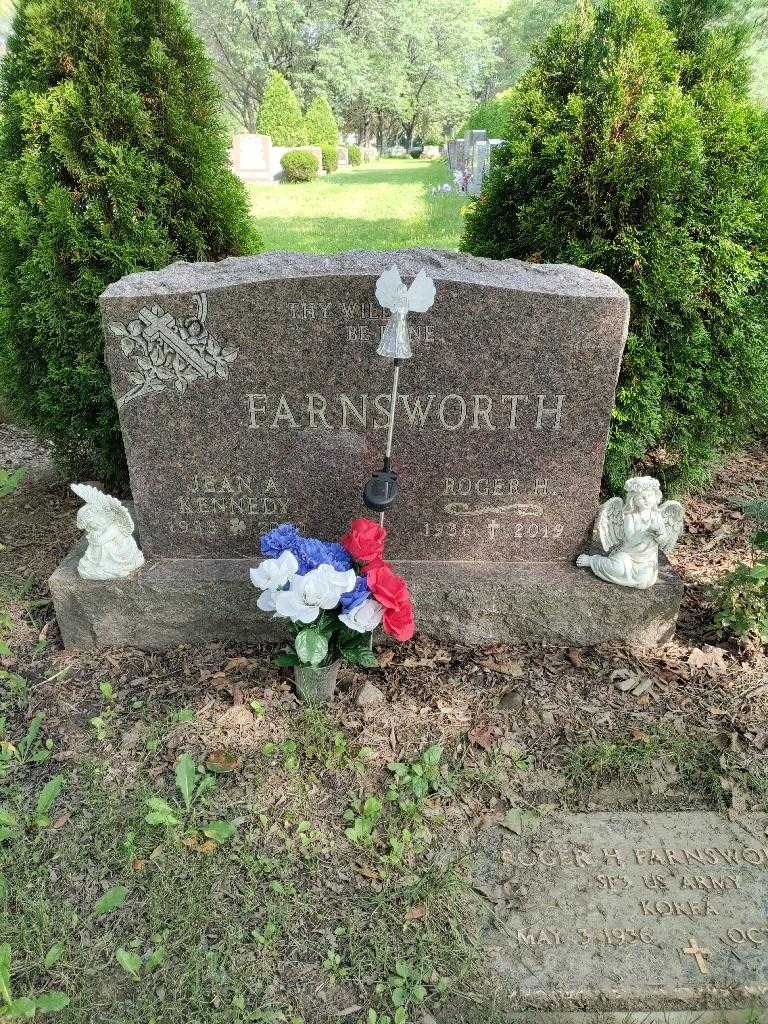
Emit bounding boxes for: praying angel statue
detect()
[71,484,145,581]
[375,265,436,360]
[576,476,684,590]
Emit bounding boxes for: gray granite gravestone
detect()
[49,248,683,649]
[476,812,768,1012]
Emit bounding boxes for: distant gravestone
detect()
[50,248,683,649]
[446,139,465,172]
[468,138,490,194]
[229,133,272,183]
[477,812,768,1010]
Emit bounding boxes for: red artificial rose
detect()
[341,518,387,564]
[366,562,409,610]
[383,601,415,642]
[362,557,388,575]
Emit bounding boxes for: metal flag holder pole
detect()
[362,265,436,527]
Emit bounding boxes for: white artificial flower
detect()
[299,565,356,609]
[273,587,321,623]
[249,550,299,591]
[270,563,357,625]
[339,598,384,633]
[257,589,278,613]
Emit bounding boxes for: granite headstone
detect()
[99,249,627,563]
[50,248,684,649]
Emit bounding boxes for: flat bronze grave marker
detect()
[478,812,768,1011]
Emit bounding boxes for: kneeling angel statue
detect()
[71,483,145,580]
[576,476,684,590]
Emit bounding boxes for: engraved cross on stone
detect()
[682,937,710,975]
[138,307,212,378]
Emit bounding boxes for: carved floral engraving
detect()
[109,293,237,407]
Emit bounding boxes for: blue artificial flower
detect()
[340,575,370,611]
[260,523,300,558]
[323,541,353,572]
[295,537,331,575]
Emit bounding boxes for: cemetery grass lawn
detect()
[2,431,768,1021]
[249,158,468,254]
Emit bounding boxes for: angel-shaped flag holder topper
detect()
[71,484,145,581]
[363,266,436,514]
[576,476,684,590]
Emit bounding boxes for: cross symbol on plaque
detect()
[682,938,710,975]
[138,307,213,378]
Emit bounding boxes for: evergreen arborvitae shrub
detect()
[462,0,768,492]
[0,0,261,488]
[462,89,515,138]
[281,150,319,182]
[348,144,362,166]
[320,145,339,172]
[303,94,339,146]
[257,71,306,146]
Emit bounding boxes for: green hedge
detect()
[0,0,261,488]
[348,144,362,166]
[303,94,338,146]
[281,149,319,182]
[462,0,768,492]
[257,71,305,146]
[320,144,339,172]
[462,89,515,139]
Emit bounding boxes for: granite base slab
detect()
[49,542,683,650]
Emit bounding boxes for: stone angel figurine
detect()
[576,476,684,590]
[71,484,145,581]
[375,265,436,360]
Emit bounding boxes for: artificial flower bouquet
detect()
[250,519,414,693]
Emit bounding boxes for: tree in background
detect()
[303,94,339,145]
[462,0,768,492]
[188,0,359,131]
[189,0,497,148]
[396,0,495,149]
[491,0,575,86]
[0,0,261,488]
[256,71,306,145]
